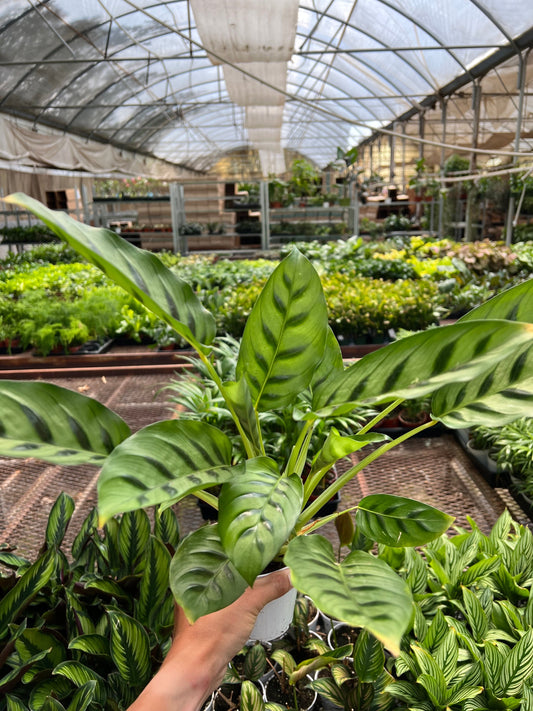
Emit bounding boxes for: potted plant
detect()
[1,193,533,656]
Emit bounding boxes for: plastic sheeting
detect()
[0,1,531,175]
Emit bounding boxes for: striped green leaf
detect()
[221,377,262,455]
[284,535,413,655]
[0,549,57,639]
[310,326,344,393]
[500,628,533,696]
[169,524,247,622]
[5,696,29,711]
[353,629,386,682]
[431,339,533,428]
[65,589,96,635]
[40,699,66,711]
[244,643,267,682]
[136,536,171,625]
[0,552,30,570]
[446,685,483,706]
[240,680,265,711]
[154,506,180,550]
[71,508,98,560]
[484,641,505,696]
[459,279,533,324]
[15,627,66,676]
[53,661,104,687]
[462,586,489,643]
[356,495,454,548]
[309,677,346,708]
[311,429,388,475]
[418,673,447,707]
[0,380,130,466]
[313,320,533,412]
[45,493,75,549]
[83,576,130,599]
[108,610,151,686]
[460,555,500,587]
[68,634,110,657]
[219,458,303,584]
[236,249,328,411]
[0,649,50,689]
[118,509,151,569]
[5,193,216,349]
[29,677,72,711]
[66,681,97,711]
[97,419,239,524]
[434,630,459,683]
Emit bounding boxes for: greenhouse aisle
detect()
[0,373,529,560]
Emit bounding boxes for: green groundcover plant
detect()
[0,194,533,658]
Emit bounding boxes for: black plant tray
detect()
[75,339,114,355]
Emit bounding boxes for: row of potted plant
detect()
[0,224,57,245]
[3,491,533,711]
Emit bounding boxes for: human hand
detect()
[128,567,292,711]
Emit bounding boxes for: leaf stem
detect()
[296,419,437,527]
[358,398,404,435]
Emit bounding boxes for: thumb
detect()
[246,568,293,612]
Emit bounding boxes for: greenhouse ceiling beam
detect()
[0,45,508,66]
[359,26,533,148]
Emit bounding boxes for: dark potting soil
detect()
[213,682,262,710]
[265,675,316,710]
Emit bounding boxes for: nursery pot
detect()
[263,673,317,711]
[248,570,297,643]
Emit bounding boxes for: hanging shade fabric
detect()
[245,106,284,130]
[189,0,299,65]
[248,127,282,145]
[223,63,287,106]
[259,149,286,176]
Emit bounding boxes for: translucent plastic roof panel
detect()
[0,1,531,174]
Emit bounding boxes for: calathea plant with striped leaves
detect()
[1,194,533,656]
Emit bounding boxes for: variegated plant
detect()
[1,193,533,656]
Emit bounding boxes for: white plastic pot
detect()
[248,570,297,643]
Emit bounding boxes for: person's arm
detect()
[128,568,292,711]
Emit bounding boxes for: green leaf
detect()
[29,677,72,710]
[45,493,75,549]
[68,634,110,657]
[313,320,533,411]
[353,629,386,682]
[431,341,533,428]
[458,280,533,324]
[219,458,303,584]
[0,549,57,639]
[5,696,29,711]
[0,552,30,570]
[66,681,97,711]
[65,589,96,635]
[40,699,66,711]
[221,378,262,455]
[355,494,454,547]
[434,629,458,683]
[108,610,151,686]
[15,627,66,676]
[461,556,500,587]
[484,642,506,696]
[271,649,297,675]
[308,677,346,708]
[71,508,97,560]
[500,628,533,696]
[462,586,489,643]
[53,661,104,687]
[244,643,267,682]
[240,680,265,711]
[236,249,328,411]
[136,536,171,625]
[97,419,238,524]
[417,673,447,707]
[5,192,216,348]
[310,326,344,393]
[311,429,388,474]
[82,575,129,598]
[118,509,151,569]
[285,535,413,655]
[447,685,483,706]
[154,506,180,550]
[169,524,247,622]
[0,380,130,466]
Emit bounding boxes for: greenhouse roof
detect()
[0,1,532,176]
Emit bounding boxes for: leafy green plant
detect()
[0,492,179,710]
[1,193,533,658]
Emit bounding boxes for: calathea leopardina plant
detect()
[1,193,533,655]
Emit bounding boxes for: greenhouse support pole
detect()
[260,180,270,251]
[389,123,396,184]
[401,122,406,192]
[438,99,447,238]
[170,183,187,254]
[506,50,528,246]
[465,81,481,242]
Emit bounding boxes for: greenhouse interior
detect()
[1,2,533,710]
